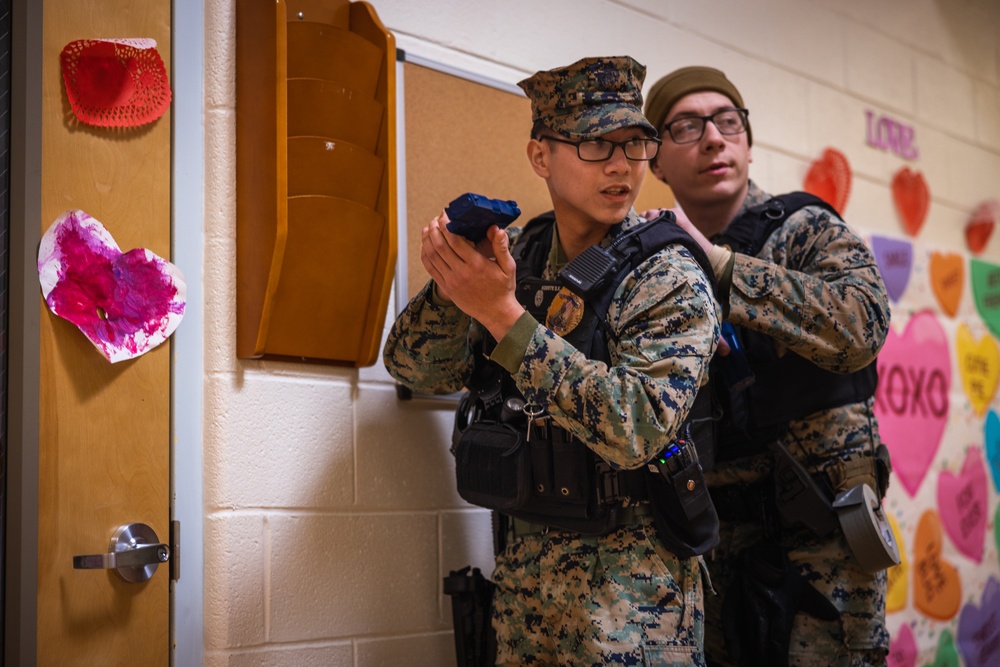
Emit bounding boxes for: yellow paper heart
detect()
[957,324,1000,416]
[886,512,908,613]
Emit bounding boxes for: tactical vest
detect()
[453,211,720,548]
[711,192,879,459]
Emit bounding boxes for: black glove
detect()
[721,543,839,667]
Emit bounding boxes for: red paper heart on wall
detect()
[966,199,999,255]
[892,167,930,237]
[803,148,851,214]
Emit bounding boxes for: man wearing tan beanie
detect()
[644,66,892,667]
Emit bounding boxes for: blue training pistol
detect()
[445,193,521,242]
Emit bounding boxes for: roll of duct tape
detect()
[832,483,900,573]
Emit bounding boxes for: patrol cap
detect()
[517,56,656,140]
[644,66,752,145]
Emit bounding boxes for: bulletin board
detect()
[402,60,675,300]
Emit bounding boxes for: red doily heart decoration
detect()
[803,147,851,214]
[966,199,999,255]
[60,38,171,128]
[892,167,930,237]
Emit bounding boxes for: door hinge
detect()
[170,520,181,582]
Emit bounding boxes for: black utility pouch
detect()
[510,442,613,534]
[647,460,720,558]
[550,427,590,503]
[454,422,532,511]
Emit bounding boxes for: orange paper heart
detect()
[966,199,999,255]
[892,167,930,237]
[913,509,961,620]
[929,251,964,318]
[803,147,851,215]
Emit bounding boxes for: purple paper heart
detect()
[958,577,1000,667]
[871,234,913,302]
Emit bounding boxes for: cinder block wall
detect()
[202,0,1000,664]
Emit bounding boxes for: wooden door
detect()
[37,1,172,664]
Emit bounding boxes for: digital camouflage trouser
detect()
[491,515,706,666]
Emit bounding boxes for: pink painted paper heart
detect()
[874,311,951,496]
[37,209,186,363]
[887,622,917,667]
[936,447,988,563]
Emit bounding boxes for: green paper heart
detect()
[996,503,1000,571]
[970,259,1000,339]
[922,628,959,667]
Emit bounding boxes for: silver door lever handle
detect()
[72,522,170,583]
[73,543,169,569]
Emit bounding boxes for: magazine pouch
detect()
[454,421,531,511]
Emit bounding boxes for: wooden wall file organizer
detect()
[236,0,396,365]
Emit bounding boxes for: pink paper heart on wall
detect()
[887,622,917,667]
[936,447,988,563]
[892,167,930,237]
[37,209,186,363]
[874,311,951,496]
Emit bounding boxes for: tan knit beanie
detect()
[644,66,752,145]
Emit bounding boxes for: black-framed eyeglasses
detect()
[661,108,749,144]
[541,135,662,162]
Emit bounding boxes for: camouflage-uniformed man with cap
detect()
[385,56,721,666]
[643,66,892,666]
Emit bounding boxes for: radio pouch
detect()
[646,459,720,558]
[454,422,531,512]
